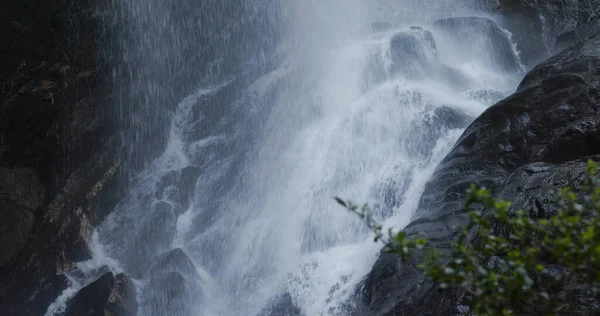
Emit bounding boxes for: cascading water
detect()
[47,1,525,315]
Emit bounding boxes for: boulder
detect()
[406,106,472,158]
[106,274,138,316]
[387,26,472,88]
[259,292,302,316]
[389,27,438,75]
[139,248,203,316]
[358,34,600,315]
[64,272,137,316]
[146,248,201,280]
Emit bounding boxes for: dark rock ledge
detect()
[0,0,130,315]
[357,32,600,316]
[64,272,137,316]
[498,0,600,69]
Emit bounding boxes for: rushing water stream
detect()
[47,1,524,315]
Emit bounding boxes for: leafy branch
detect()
[336,160,600,315]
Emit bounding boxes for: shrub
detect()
[336,160,600,315]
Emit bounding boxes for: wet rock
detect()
[106,274,138,316]
[433,16,522,73]
[0,167,45,210]
[408,26,437,53]
[142,201,177,248]
[0,0,283,315]
[142,272,201,316]
[0,199,35,268]
[406,106,472,158]
[462,89,507,105]
[420,34,600,223]
[0,166,46,267]
[64,272,113,316]
[578,0,600,23]
[531,0,579,48]
[555,30,582,53]
[436,64,473,90]
[369,177,409,219]
[146,248,200,280]
[140,248,203,316]
[498,159,596,217]
[359,34,600,315]
[124,200,177,277]
[0,0,128,314]
[64,272,137,316]
[387,27,472,88]
[498,2,549,69]
[0,145,123,315]
[498,0,600,67]
[155,166,201,215]
[259,292,302,316]
[555,21,600,53]
[389,27,438,74]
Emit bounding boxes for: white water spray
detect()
[47,1,524,315]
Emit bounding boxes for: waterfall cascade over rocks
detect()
[26,0,599,315]
[46,1,526,315]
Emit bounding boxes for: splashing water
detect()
[47,1,525,315]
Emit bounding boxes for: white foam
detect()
[44,232,125,316]
[174,202,195,248]
[76,2,523,316]
[189,3,521,312]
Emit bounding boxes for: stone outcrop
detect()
[1,0,598,315]
[0,0,285,314]
[498,0,600,68]
[260,293,303,316]
[358,32,600,316]
[64,272,137,316]
[0,0,127,315]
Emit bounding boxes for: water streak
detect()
[47,1,524,315]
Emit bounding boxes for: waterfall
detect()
[47,1,523,315]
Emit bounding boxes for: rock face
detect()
[64,272,137,316]
[0,1,596,315]
[0,0,130,315]
[498,0,600,68]
[358,33,600,315]
[387,26,474,89]
[259,293,303,316]
[406,106,472,158]
[1,0,284,314]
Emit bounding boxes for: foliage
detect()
[336,160,600,315]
